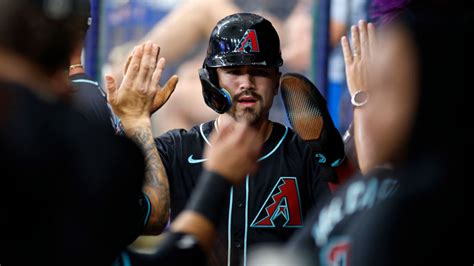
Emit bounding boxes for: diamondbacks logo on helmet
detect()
[250,177,303,228]
[236,29,260,53]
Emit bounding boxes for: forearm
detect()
[175,170,232,251]
[352,109,378,175]
[122,118,170,234]
[170,212,216,252]
[170,123,261,252]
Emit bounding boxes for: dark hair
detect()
[0,0,86,73]
[74,0,91,34]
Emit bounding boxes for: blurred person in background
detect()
[249,0,465,265]
[0,0,149,264]
[68,0,119,133]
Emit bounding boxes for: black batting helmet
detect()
[199,13,283,114]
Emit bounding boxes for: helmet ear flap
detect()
[199,68,232,114]
[207,67,219,88]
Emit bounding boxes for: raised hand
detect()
[105,42,175,234]
[122,47,179,115]
[341,20,376,97]
[106,41,178,124]
[204,122,263,185]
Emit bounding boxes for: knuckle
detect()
[131,63,140,72]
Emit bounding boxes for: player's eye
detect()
[225,68,242,75]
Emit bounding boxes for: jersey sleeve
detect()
[96,134,149,245]
[306,148,333,205]
[69,73,116,132]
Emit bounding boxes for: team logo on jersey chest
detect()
[250,177,303,228]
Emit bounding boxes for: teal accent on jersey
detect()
[258,126,288,161]
[71,79,99,86]
[316,153,327,163]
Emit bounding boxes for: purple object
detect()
[371,0,411,24]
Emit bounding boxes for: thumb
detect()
[161,74,179,99]
[151,75,179,113]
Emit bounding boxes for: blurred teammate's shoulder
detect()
[0,81,145,265]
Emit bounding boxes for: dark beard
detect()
[229,91,263,125]
[234,107,261,125]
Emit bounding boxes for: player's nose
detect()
[237,73,256,92]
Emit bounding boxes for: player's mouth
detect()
[237,95,258,107]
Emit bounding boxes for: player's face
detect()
[217,66,280,125]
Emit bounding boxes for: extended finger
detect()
[123,54,132,76]
[240,125,263,160]
[122,45,144,90]
[236,123,259,148]
[145,44,160,88]
[137,42,154,86]
[367,22,376,56]
[341,36,353,65]
[207,126,220,145]
[122,45,135,75]
[351,25,361,58]
[214,121,235,143]
[151,57,166,89]
[359,20,370,58]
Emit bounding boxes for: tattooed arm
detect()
[105,42,178,234]
[124,119,169,234]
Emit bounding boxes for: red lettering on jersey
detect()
[236,29,260,53]
[251,177,303,228]
[321,238,351,266]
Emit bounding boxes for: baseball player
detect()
[251,1,465,263]
[114,122,265,266]
[281,19,403,266]
[0,0,150,264]
[68,0,120,133]
[108,13,337,266]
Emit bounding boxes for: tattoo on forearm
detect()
[130,126,170,233]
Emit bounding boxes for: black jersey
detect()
[156,120,331,266]
[287,167,399,265]
[0,81,146,265]
[69,73,119,132]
